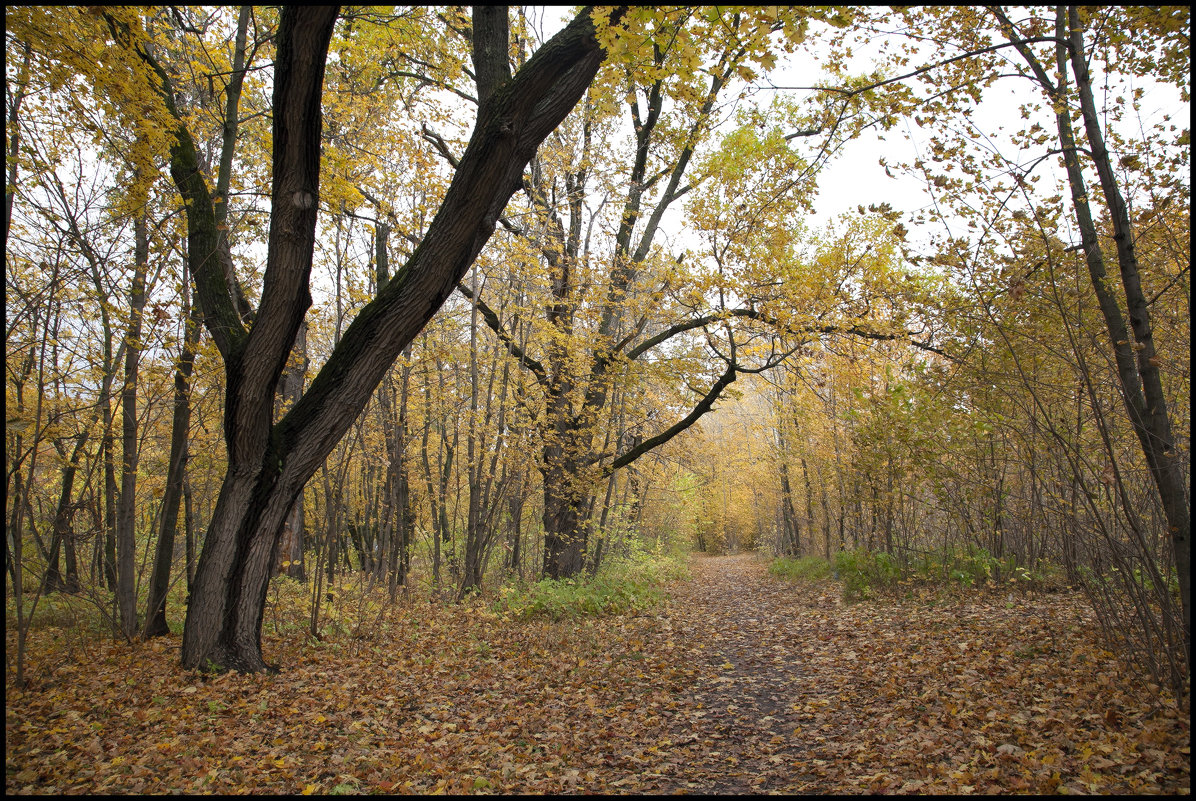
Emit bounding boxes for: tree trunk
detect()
[588,462,620,577]
[178,6,621,671]
[389,347,416,596]
[116,212,149,640]
[460,266,486,597]
[275,320,308,580]
[43,437,84,594]
[779,461,801,557]
[144,275,201,638]
[801,458,820,559]
[506,473,525,576]
[184,476,196,592]
[374,228,416,597]
[542,484,587,580]
[102,391,118,592]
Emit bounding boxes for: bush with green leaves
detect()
[493,552,689,621]
[833,546,1063,601]
[834,549,902,601]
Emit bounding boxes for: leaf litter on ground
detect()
[6,553,1190,794]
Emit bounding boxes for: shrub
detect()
[493,552,688,621]
[834,549,901,601]
[837,546,1063,600]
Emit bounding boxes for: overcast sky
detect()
[534,7,1187,257]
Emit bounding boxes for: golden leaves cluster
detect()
[8,7,178,214]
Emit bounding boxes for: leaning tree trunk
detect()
[174,6,622,672]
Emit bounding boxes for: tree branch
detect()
[110,13,248,360]
[472,6,510,107]
[772,35,1061,98]
[604,361,737,475]
[274,5,626,493]
[619,307,960,367]
[456,281,548,387]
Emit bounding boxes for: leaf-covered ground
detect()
[6,554,1190,794]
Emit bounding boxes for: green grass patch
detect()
[831,546,1067,602]
[769,555,833,582]
[493,553,689,621]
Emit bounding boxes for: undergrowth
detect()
[769,555,833,582]
[770,548,1064,603]
[8,549,693,668]
[492,552,690,621]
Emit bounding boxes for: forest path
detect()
[629,552,841,793]
[623,553,1187,795]
[7,554,1188,794]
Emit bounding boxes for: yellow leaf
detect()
[302,785,318,795]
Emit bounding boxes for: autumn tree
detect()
[760,4,1190,686]
[849,3,1191,679]
[454,8,888,579]
[6,11,193,653]
[82,5,621,672]
[997,2,1189,670]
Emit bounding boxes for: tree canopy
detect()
[6,5,1188,694]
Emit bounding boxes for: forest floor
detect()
[6,553,1191,794]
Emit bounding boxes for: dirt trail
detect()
[7,553,1186,794]
[630,553,838,793]
[608,553,1187,795]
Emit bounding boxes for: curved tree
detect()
[127,5,625,672]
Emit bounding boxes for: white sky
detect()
[536,7,1188,253]
[528,7,974,249]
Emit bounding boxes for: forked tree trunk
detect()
[174,6,621,671]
